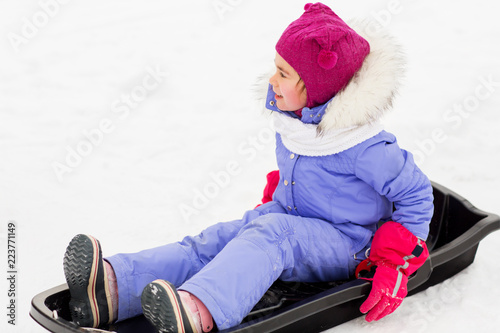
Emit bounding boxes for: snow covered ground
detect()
[1,0,499,332]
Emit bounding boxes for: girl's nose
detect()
[269,71,278,86]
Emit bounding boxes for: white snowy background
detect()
[1,0,500,332]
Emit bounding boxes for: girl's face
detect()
[269,53,307,112]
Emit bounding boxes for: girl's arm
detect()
[354,137,433,321]
[354,137,434,240]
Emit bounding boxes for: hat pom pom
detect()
[317,49,338,69]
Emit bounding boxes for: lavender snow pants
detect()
[106,201,371,330]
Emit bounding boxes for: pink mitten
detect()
[255,170,280,208]
[356,222,429,322]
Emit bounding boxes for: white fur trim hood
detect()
[257,19,405,133]
[318,19,405,132]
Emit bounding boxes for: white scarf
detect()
[272,112,384,156]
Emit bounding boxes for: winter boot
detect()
[141,279,214,333]
[63,234,116,327]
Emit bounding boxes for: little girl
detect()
[63,3,433,332]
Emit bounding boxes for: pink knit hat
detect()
[276,3,370,108]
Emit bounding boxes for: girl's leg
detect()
[106,202,285,321]
[179,213,371,330]
[104,261,119,320]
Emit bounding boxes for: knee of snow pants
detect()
[106,243,195,321]
[180,212,357,329]
[105,201,286,321]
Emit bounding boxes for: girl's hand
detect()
[356,222,429,321]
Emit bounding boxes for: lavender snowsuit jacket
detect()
[268,86,434,244]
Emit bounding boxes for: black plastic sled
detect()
[31,182,500,333]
